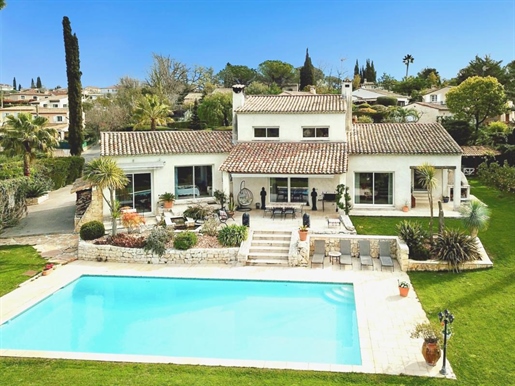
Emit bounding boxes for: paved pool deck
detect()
[0,260,455,379]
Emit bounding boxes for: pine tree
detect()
[190,99,202,130]
[354,60,359,76]
[62,16,84,156]
[299,48,315,91]
[31,78,35,88]
[12,77,16,90]
[36,76,42,89]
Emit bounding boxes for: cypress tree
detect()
[299,48,315,91]
[31,78,35,88]
[62,16,84,156]
[36,76,42,89]
[13,77,16,90]
[354,60,359,76]
[18,84,21,91]
[190,99,202,130]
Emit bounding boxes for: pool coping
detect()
[0,260,455,379]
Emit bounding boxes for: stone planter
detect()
[26,194,49,206]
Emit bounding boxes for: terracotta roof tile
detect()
[348,123,462,154]
[236,94,345,113]
[220,142,348,174]
[101,131,233,156]
[461,145,500,156]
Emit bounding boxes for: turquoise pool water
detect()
[0,275,361,365]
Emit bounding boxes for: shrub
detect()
[432,229,481,272]
[144,227,172,257]
[376,96,398,106]
[23,176,54,198]
[397,220,429,260]
[357,115,374,123]
[173,231,198,250]
[477,160,515,193]
[94,233,146,248]
[201,217,219,237]
[80,220,105,240]
[37,156,85,189]
[121,212,146,234]
[217,225,248,247]
[0,177,27,233]
[182,204,213,220]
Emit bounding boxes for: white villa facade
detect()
[100,82,464,216]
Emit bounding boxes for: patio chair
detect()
[379,240,394,271]
[358,240,373,270]
[311,240,325,268]
[283,207,295,219]
[271,207,283,220]
[218,210,229,226]
[339,239,353,269]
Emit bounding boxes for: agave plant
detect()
[459,200,491,238]
[432,229,481,272]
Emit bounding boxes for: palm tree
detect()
[459,199,491,238]
[83,158,129,236]
[416,163,437,242]
[133,94,172,130]
[402,54,414,78]
[0,112,58,176]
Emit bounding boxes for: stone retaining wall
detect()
[78,240,238,265]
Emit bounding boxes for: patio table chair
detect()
[271,207,283,220]
[358,240,374,270]
[283,207,295,219]
[379,240,394,271]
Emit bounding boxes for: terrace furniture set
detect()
[311,239,395,271]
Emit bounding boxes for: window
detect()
[52,104,58,108]
[63,104,68,107]
[355,172,393,205]
[175,165,213,198]
[43,104,48,107]
[270,177,308,203]
[430,95,438,103]
[116,173,152,212]
[303,127,329,138]
[56,116,63,122]
[21,96,25,100]
[254,127,279,138]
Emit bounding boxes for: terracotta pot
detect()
[399,286,409,297]
[422,341,441,366]
[163,201,174,209]
[402,206,409,212]
[299,230,308,241]
[42,269,52,276]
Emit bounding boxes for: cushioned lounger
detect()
[311,240,325,268]
[358,240,373,270]
[379,240,394,271]
[339,239,353,269]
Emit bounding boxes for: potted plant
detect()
[299,225,309,241]
[402,200,409,212]
[398,280,410,297]
[410,322,442,366]
[213,189,227,209]
[42,263,54,276]
[159,192,175,209]
[442,196,450,203]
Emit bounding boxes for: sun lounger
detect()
[311,240,325,268]
[339,239,353,269]
[379,240,394,271]
[358,240,373,270]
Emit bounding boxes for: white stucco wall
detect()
[102,153,228,216]
[236,113,346,142]
[346,154,461,209]
[409,104,453,124]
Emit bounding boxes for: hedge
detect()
[37,156,85,189]
[0,177,27,233]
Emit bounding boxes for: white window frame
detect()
[302,127,329,139]
[430,95,438,103]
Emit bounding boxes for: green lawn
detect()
[0,245,46,297]
[1,179,514,385]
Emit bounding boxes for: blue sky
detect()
[1,0,514,89]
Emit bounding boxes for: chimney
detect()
[309,86,316,95]
[342,78,353,131]
[232,84,245,144]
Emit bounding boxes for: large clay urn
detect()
[422,341,441,366]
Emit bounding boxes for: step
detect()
[247,251,289,259]
[251,240,290,246]
[252,233,291,240]
[249,247,290,254]
[246,259,289,266]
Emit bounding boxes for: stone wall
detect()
[78,240,239,265]
[74,187,103,232]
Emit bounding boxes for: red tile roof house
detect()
[100,81,464,216]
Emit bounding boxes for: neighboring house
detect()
[352,87,409,106]
[404,102,453,123]
[421,86,453,104]
[100,81,465,216]
[4,90,52,103]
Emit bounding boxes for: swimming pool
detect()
[0,275,361,365]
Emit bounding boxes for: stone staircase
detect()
[246,230,292,266]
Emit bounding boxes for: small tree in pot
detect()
[159,192,175,209]
[411,322,442,366]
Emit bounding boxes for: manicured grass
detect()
[351,215,464,236]
[0,245,46,297]
[0,179,513,385]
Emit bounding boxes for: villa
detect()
[100,81,465,216]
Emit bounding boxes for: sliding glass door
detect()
[354,173,393,205]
